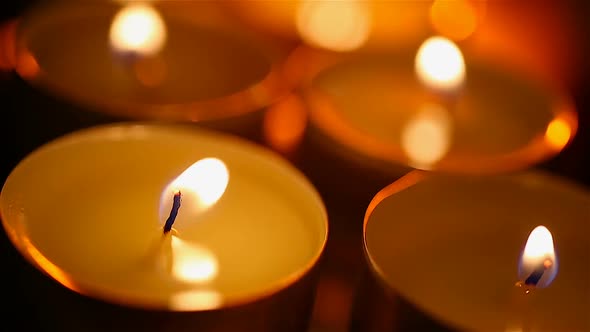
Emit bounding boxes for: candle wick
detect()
[523,258,552,287]
[163,190,182,234]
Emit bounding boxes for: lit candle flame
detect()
[401,103,452,169]
[159,158,229,230]
[518,225,558,288]
[415,36,465,93]
[109,3,167,56]
[296,0,371,52]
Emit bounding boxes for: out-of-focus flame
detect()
[415,36,465,93]
[109,3,167,56]
[169,289,222,311]
[296,0,371,52]
[429,0,479,41]
[545,118,572,151]
[401,103,452,169]
[263,94,308,154]
[170,237,218,283]
[159,158,229,230]
[518,225,558,288]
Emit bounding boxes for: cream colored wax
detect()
[0,124,327,311]
[364,171,590,331]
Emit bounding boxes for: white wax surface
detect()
[365,171,590,331]
[0,124,327,310]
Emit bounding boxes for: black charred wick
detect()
[163,190,181,234]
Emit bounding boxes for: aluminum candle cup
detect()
[355,170,590,332]
[0,123,328,332]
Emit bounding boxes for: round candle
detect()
[13,1,290,121]
[361,170,590,331]
[297,43,576,173]
[0,123,327,312]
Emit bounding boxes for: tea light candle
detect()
[0,123,327,329]
[358,170,589,332]
[294,36,577,173]
[13,1,290,121]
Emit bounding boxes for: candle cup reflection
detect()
[356,171,590,332]
[263,93,309,157]
[1,123,328,332]
[13,1,291,121]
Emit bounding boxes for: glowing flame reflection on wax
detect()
[169,289,222,311]
[159,158,229,230]
[170,236,218,283]
[415,36,465,93]
[109,3,167,56]
[401,103,452,169]
[518,225,558,288]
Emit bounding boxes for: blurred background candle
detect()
[12,0,292,122]
[0,123,328,332]
[295,37,577,173]
[354,170,590,332]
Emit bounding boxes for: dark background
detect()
[1,1,588,331]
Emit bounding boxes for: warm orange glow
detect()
[468,1,577,88]
[159,158,229,229]
[170,237,218,283]
[133,56,167,87]
[429,0,478,41]
[401,103,452,169]
[15,51,40,79]
[545,118,572,151]
[263,94,308,154]
[296,0,371,52]
[169,289,222,311]
[23,236,78,292]
[518,225,558,288]
[109,3,167,56]
[0,20,17,71]
[415,36,465,93]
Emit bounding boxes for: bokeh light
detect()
[109,3,167,56]
[415,36,465,93]
[296,0,371,52]
[429,0,480,41]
